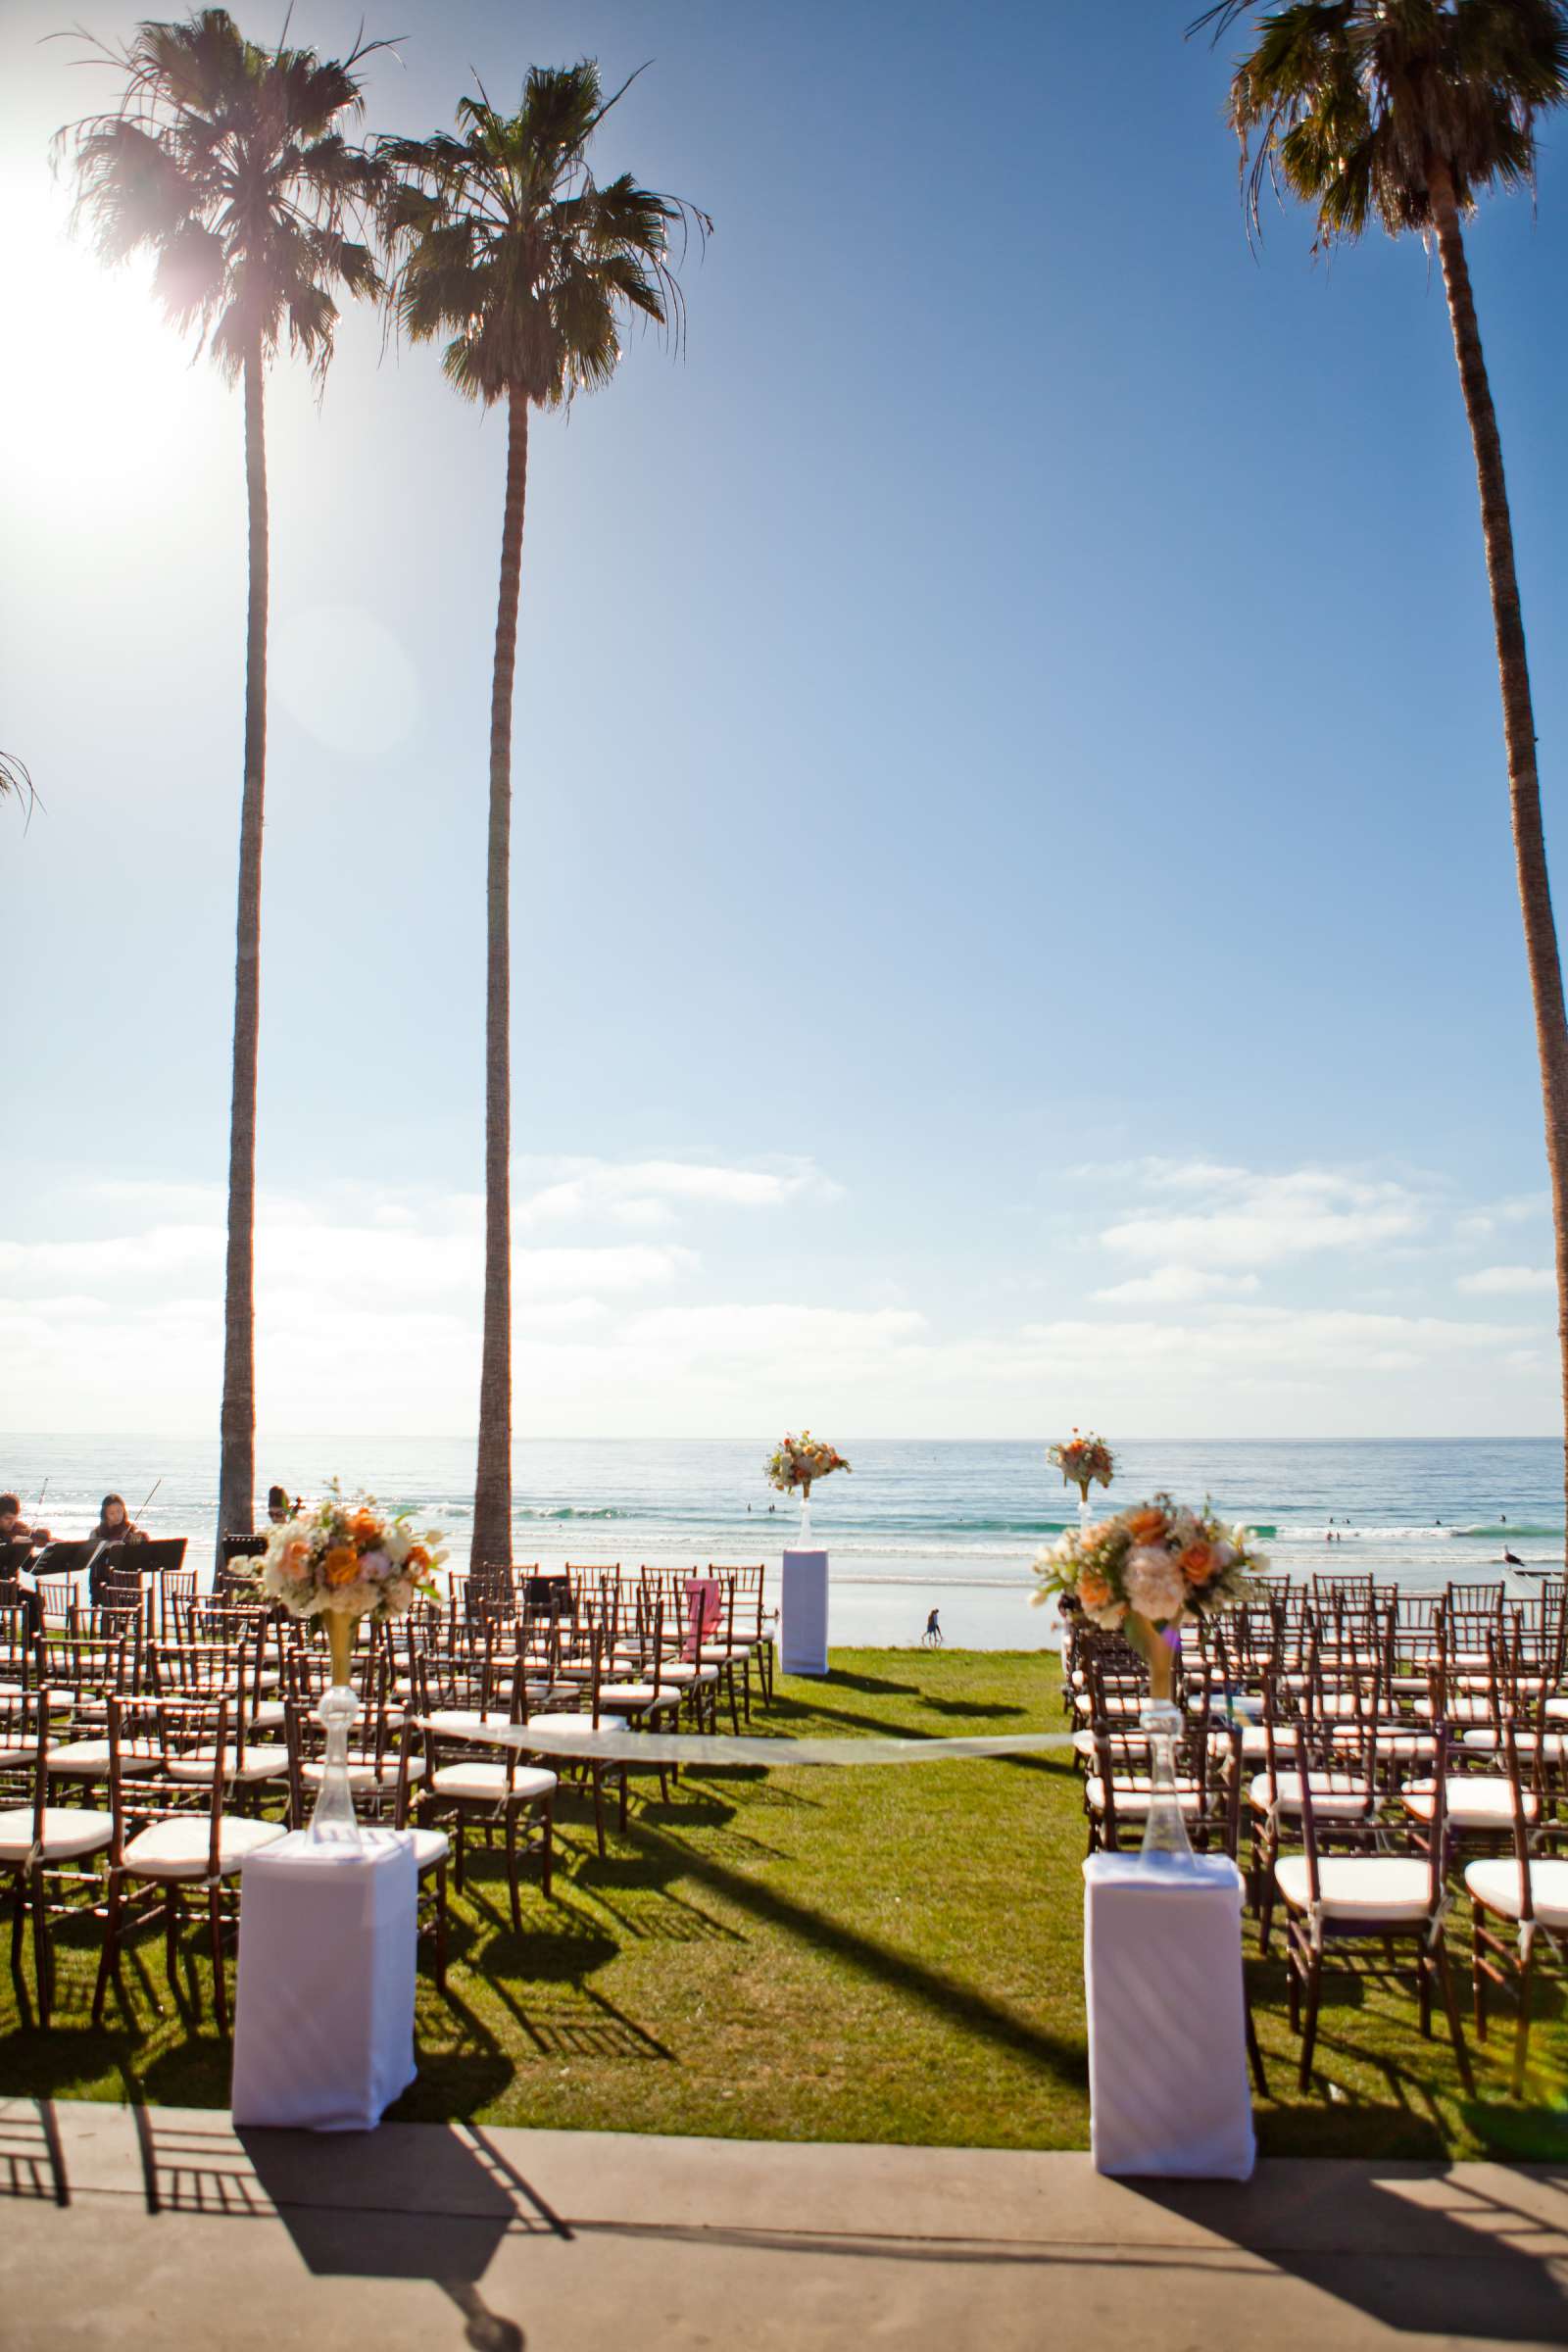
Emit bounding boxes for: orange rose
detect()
[322,1544,361,1587]
[348,1512,380,1545]
[1126,1508,1167,1544]
[1079,1568,1112,1611]
[407,1544,429,1571]
[1178,1541,1214,1586]
[279,1540,311,1581]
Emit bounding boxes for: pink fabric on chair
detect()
[683,1578,721,1662]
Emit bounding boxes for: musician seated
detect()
[89,1494,147,1550]
[0,1494,45,1633]
[0,1494,51,1547]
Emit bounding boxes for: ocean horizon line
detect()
[3,1430,1563,1448]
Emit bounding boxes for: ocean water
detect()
[4,1435,1562,1647]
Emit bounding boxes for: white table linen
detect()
[231,1827,417,2132]
[1082,1851,1255,2180]
[780,1548,828,1677]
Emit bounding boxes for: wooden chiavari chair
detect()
[93,1694,287,2033]
[707,1564,773,1713]
[1276,1720,1472,2093]
[1250,1653,1383,1951]
[417,1648,557,1926]
[515,1618,631,1860]
[0,1601,42,1695]
[0,1686,114,2025]
[1466,1716,1568,2095]
[40,1632,134,1787]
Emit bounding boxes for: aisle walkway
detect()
[2,2099,1566,2349]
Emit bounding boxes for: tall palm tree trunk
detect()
[471,388,528,1572]
[1429,158,1568,1552]
[217,338,269,1564]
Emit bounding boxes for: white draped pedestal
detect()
[780,1548,829,1677]
[1082,1852,1255,2180]
[231,1827,418,2132]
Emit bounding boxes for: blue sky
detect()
[3,0,1567,1442]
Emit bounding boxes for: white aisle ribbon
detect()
[417,1720,1076,1769]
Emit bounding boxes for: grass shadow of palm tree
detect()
[917,1694,1031,1721]
[814,1671,920,1696]
[619,1819,1084,2086]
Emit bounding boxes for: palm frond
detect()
[380,58,708,409]
[1194,0,1568,246]
[57,7,386,382]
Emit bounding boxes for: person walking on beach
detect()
[922,1607,943,1646]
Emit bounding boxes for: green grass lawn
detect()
[5,1646,1567,2158]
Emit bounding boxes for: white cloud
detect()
[1099,1162,1426,1270]
[1455,1193,1549,1244]
[514,1156,839,1231]
[1456,1265,1555,1297]
[1092,1266,1260,1305]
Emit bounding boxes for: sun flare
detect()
[0,179,220,506]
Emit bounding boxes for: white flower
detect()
[1123,1544,1185,1623]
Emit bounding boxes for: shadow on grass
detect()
[620,1819,1084,2086]
[814,1671,920,1697]
[916,1695,1031,1721]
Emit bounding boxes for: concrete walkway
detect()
[2,2100,1567,2350]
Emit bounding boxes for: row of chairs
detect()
[1065,1582,1568,2094]
[0,1563,778,2033]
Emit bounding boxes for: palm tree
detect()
[1197,1,1568,1530]
[62,11,386,1559]
[380,67,707,1574]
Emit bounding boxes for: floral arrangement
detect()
[1031,1494,1264,1632]
[252,1486,445,1623]
[765,1431,852,1499]
[1047,1427,1115,1502]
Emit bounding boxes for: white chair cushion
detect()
[166,1744,289,1784]
[1464,1856,1568,1929]
[1461,1728,1568,1760]
[123,1814,286,1881]
[301,1755,425,1791]
[47,1738,159,1777]
[1332,1728,1436,1761]
[409,1825,449,1872]
[1249,1771,1373,1818]
[1402,1776,1539,1827]
[1084,1777,1203,1817]
[426,1708,515,1738]
[601,1684,681,1710]
[428,1763,558,1803]
[0,1805,115,1862]
[660,1663,719,1687]
[1274,1853,1435,1923]
[1238,1726,1298,1761]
